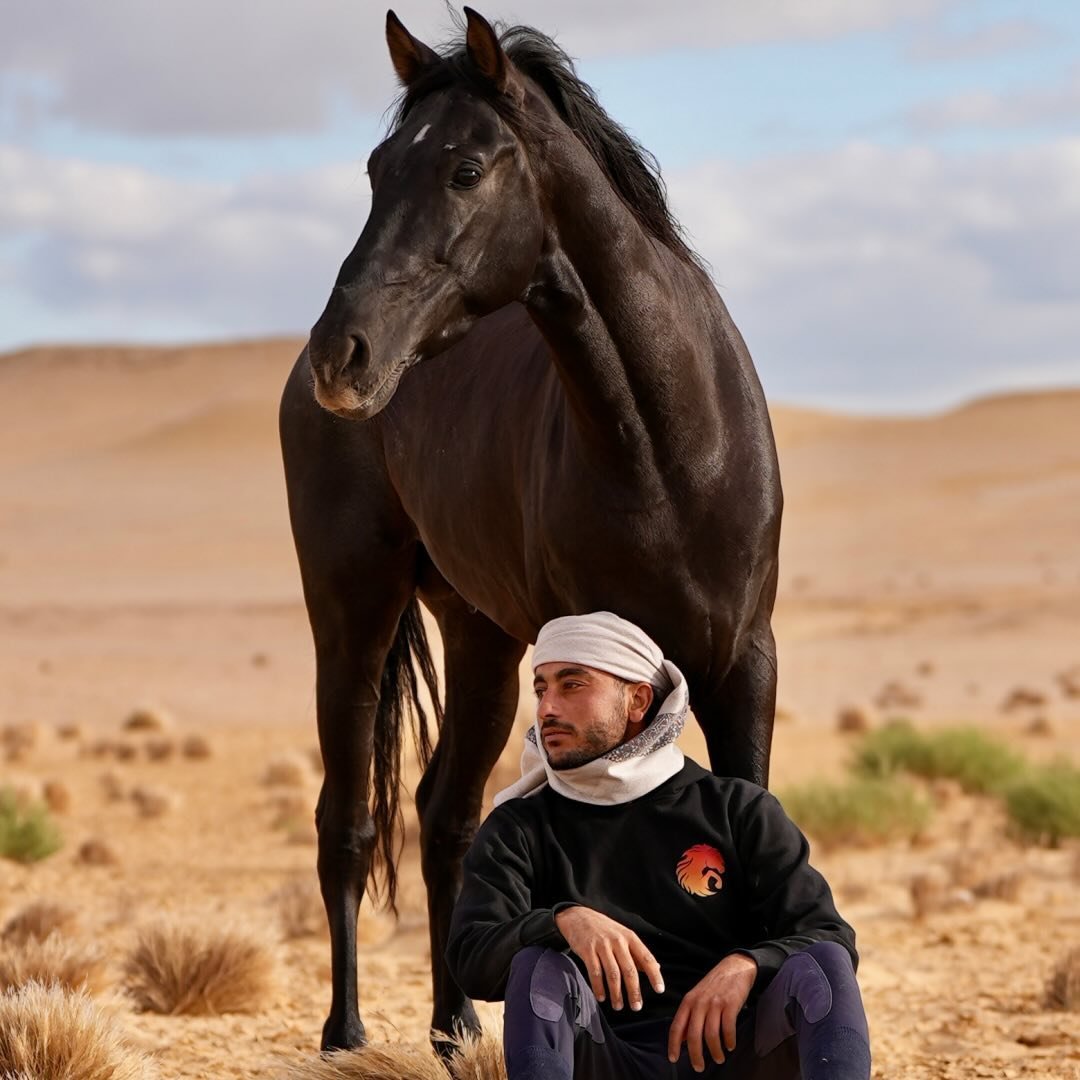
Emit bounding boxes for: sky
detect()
[2,0,1078,412]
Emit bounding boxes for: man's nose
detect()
[537,690,560,718]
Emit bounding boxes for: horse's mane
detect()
[386,21,704,270]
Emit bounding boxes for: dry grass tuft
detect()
[908,874,976,919]
[113,741,138,762]
[180,733,213,760]
[836,706,870,734]
[1023,715,1054,737]
[144,737,175,762]
[262,755,311,788]
[2,901,77,945]
[2,722,39,762]
[446,1027,508,1080]
[123,706,172,733]
[1001,686,1047,712]
[43,778,72,814]
[971,870,1025,902]
[124,921,274,1015]
[84,737,118,759]
[1055,667,1080,700]
[909,873,945,919]
[1045,946,1080,1010]
[947,848,985,889]
[282,1043,450,1080]
[130,785,177,819]
[272,878,326,941]
[874,680,922,710]
[76,837,120,867]
[0,981,159,1080]
[100,771,128,802]
[0,933,109,994]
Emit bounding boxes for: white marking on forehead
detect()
[443,143,457,150]
[412,123,431,145]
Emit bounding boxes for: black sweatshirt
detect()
[446,758,856,1028]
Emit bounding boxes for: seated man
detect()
[446,612,871,1080]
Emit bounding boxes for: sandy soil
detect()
[1,340,1078,1078]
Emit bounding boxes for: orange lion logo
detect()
[676,844,726,897]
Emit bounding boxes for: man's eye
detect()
[451,163,483,188]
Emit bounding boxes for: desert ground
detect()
[0,339,1078,1078]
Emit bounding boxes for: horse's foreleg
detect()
[414,597,525,1055]
[309,557,415,1052]
[699,619,778,786]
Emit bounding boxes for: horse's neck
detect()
[523,136,726,477]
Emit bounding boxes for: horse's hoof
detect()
[431,1000,482,1061]
[321,1014,367,1053]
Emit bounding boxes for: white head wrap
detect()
[493,611,689,807]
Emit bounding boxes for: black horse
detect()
[279,8,782,1054]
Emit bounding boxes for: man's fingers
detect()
[705,1002,726,1066]
[667,1002,690,1063]
[615,941,643,1011]
[630,939,665,995]
[722,1000,738,1053]
[600,944,624,1010]
[686,1002,708,1073]
[584,948,606,1003]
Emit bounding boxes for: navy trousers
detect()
[503,941,871,1080]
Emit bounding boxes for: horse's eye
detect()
[451,163,483,189]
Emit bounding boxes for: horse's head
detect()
[309,8,545,419]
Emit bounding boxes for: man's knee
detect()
[509,945,553,983]
[803,941,855,983]
[775,949,834,1025]
[507,947,604,1040]
[756,944,865,1059]
[508,948,583,1021]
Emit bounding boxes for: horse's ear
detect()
[463,7,508,92]
[386,10,439,87]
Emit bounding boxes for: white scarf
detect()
[493,612,689,807]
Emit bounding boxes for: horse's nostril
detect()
[347,332,371,372]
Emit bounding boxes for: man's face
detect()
[532,662,652,771]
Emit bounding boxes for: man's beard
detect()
[547,699,628,771]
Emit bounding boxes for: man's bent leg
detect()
[752,941,871,1080]
[503,946,672,1080]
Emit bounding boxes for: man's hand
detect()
[554,905,664,1012]
[667,952,757,1071]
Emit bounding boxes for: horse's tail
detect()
[371,596,442,913]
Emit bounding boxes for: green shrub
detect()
[1004,760,1080,845]
[0,788,63,864]
[850,720,927,778]
[778,777,931,849]
[853,722,1026,794]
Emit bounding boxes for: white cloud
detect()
[3,0,953,137]
[3,135,1078,410]
[904,17,1052,63]
[668,137,1080,408]
[0,145,369,335]
[905,66,1080,133]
